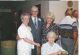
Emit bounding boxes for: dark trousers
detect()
[61,37,74,55]
[31,46,37,55]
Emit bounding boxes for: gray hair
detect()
[31,6,38,11]
[47,31,58,39]
[21,12,30,21]
[46,12,55,20]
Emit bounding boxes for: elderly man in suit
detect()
[29,6,43,55]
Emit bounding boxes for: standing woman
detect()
[17,12,40,55]
[42,12,59,44]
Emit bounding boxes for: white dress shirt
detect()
[41,42,65,55]
[17,23,34,55]
[60,16,76,25]
[31,16,38,24]
[31,16,38,29]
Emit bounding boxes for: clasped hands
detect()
[49,51,68,55]
[35,43,41,47]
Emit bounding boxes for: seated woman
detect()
[41,31,68,55]
[17,12,40,55]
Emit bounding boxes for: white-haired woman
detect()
[41,31,68,55]
[42,12,59,44]
[17,12,40,55]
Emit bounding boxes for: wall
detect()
[73,1,78,10]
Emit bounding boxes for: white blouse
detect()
[41,42,66,55]
[17,23,34,49]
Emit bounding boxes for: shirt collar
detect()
[48,42,55,47]
[32,16,37,19]
[31,16,38,22]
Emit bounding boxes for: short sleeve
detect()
[18,27,26,38]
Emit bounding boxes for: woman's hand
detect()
[61,51,68,55]
[57,51,62,55]
[50,51,62,55]
[16,35,22,40]
[35,43,40,47]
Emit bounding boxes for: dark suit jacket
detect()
[29,16,43,44]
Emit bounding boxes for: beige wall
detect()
[41,1,49,19]
[73,1,78,10]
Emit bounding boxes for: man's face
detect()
[31,9,38,17]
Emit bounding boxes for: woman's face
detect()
[47,34,55,44]
[67,10,72,16]
[46,16,53,24]
[23,16,29,25]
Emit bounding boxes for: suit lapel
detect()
[38,18,41,29]
[30,16,37,29]
[30,16,41,30]
[30,17,35,28]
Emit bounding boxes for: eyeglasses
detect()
[32,11,38,12]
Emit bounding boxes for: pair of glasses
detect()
[32,11,38,12]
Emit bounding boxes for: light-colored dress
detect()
[41,42,66,55]
[17,23,34,55]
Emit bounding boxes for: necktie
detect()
[34,17,38,29]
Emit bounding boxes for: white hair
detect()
[46,12,55,20]
[31,6,38,11]
[21,12,30,22]
[47,31,57,39]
